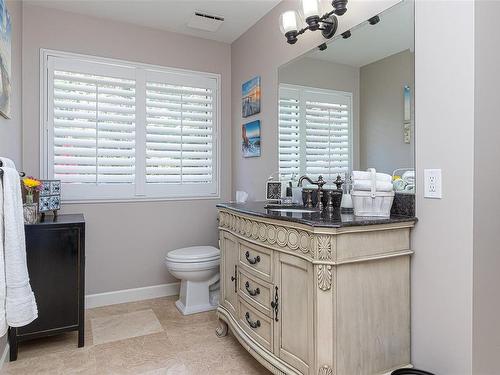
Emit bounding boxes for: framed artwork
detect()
[242,120,261,158]
[0,0,11,119]
[242,76,261,118]
[403,85,411,144]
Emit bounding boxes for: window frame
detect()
[40,49,221,203]
[278,83,354,181]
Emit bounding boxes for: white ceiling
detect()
[26,0,281,43]
[308,1,414,67]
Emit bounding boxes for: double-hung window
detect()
[41,50,220,202]
[279,84,352,182]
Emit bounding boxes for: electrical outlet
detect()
[424,169,442,199]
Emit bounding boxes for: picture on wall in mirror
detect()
[0,0,11,119]
[242,76,261,117]
[403,85,411,144]
[242,120,261,158]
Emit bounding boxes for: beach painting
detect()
[242,120,261,158]
[0,0,11,119]
[242,76,261,118]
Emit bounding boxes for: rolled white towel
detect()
[393,179,407,191]
[353,180,394,192]
[352,170,392,183]
[402,170,415,184]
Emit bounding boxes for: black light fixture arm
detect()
[283,0,346,45]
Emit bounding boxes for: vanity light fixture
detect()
[280,0,348,45]
[318,42,328,51]
[341,30,351,39]
[368,15,380,25]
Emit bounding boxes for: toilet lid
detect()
[166,246,220,263]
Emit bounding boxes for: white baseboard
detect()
[0,342,9,368]
[85,282,180,309]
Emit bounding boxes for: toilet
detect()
[165,246,220,315]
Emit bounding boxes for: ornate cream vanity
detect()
[215,203,415,375]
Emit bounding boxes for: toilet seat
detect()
[165,246,220,263]
[165,258,220,272]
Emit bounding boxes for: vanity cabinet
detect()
[216,206,414,375]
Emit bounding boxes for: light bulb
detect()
[280,10,298,34]
[302,0,319,19]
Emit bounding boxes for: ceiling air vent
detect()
[187,11,225,32]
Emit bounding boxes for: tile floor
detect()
[1,296,269,374]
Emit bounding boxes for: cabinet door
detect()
[274,253,314,375]
[19,226,80,335]
[220,231,238,317]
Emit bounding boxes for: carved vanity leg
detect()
[215,318,228,337]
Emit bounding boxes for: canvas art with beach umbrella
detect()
[242,120,261,158]
[0,0,11,119]
[242,76,261,118]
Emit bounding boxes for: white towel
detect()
[0,167,38,332]
[352,170,392,183]
[353,180,394,192]
[402,170,415,185]
[0,157,16,169]
[0,176,6,335]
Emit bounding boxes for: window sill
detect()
[61,194,222,205]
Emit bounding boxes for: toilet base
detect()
[175,276,220,315]
[175,298,217,315]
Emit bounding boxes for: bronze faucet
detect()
[297,175,326,210]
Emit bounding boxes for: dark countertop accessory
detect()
[217,201,416,228]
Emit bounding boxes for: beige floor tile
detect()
[91,309,163,345]
[2,296,270,375]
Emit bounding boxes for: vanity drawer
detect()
[239,240,273,283]
[238,268,272,315]
[238,297,273,351]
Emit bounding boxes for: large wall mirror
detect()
[278,0,414,186]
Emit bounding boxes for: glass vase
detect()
[23,203,38,224]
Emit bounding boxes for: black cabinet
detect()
[9,214,85,361]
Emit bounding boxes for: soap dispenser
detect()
[341,175,354,213]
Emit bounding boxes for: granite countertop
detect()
[217,201,416,228]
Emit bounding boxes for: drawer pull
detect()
[270,286,279,322]
[245,251,261,265]
[245,312,261,329]
[231,265,237,293]
[245,281,260,296]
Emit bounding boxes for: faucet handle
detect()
[317,175,326,188]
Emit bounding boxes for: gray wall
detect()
[473,1,500,374]
[359,50,414,174]
[21,4,232,294]
[412,1,474,373]
[232,0,476,374]
[0,0,22,167]
[279,57,360,170]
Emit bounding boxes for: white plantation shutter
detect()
[43,52,220,201]
[144,70,217,197]
[52,69,136,184]
[279,87,301,180]
[279,84,352,182]
[304,90,351,180]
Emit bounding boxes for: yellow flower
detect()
[23,177,41,189]
[392,175,402,181]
